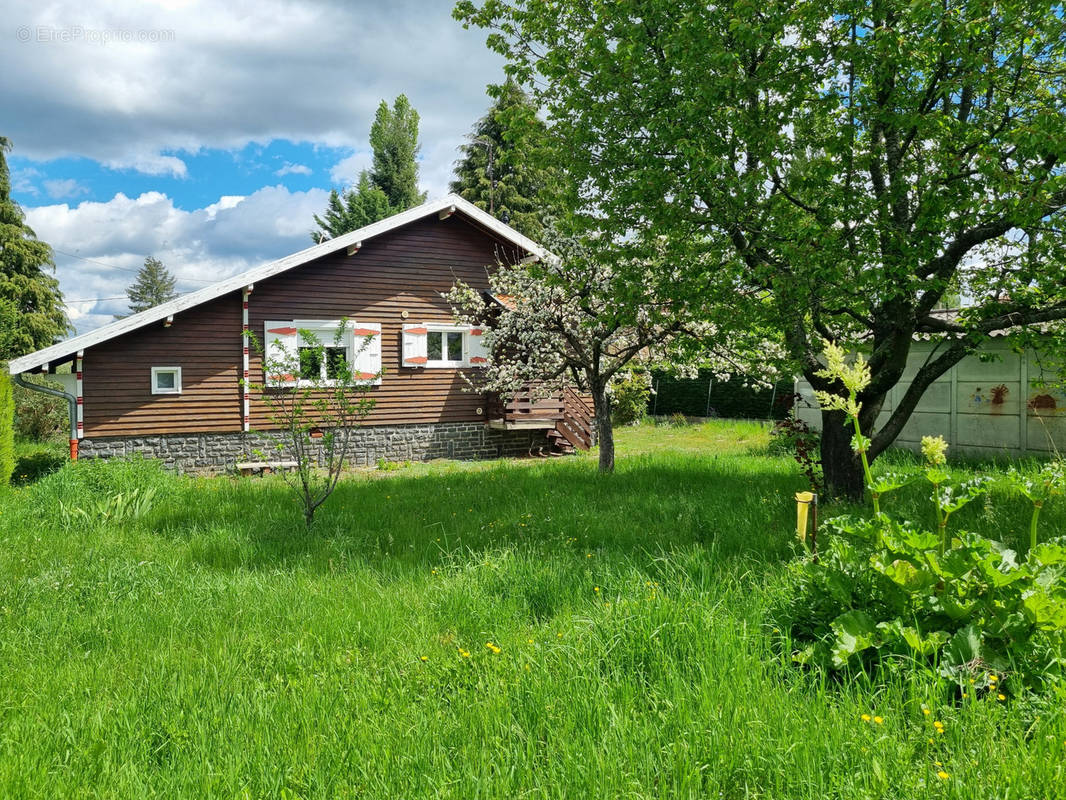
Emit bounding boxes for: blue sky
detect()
[10,141,335,210]
[2,0,507,333]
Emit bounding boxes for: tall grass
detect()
[0,421,1062,798]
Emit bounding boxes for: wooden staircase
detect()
[546,386,594,456]
[487,384,595,457]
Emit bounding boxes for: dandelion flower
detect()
[594,586,600,593]
[873,716,884,725]
[997,693,1006,701]
[861,714,871,722]
[922,708,931,716]
[420,656,428,662]
[937,771,950,780]
[458,648,470,658]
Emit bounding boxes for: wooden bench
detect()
[236,460,299,476]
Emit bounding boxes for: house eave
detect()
[8,194,545,376]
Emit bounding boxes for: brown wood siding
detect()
[82,294,243,436]
[80,215,523,437]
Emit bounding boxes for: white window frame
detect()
[151,366,182,395]
[424,324,469,368]
[292,319,354,387]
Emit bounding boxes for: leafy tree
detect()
[450,80,556,240]
[0,137,69,357]
[458,0,1066,499]
[445,228,764,472]
[313,95,426,241]
[246,324,377,528]
[125,256,178,314]
[368,94,426,211]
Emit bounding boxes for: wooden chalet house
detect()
[9,195,593,471]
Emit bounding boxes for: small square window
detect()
[425,329,466,367]
[151,366,182,395]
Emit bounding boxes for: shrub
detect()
[773,340,1066,692]
[0,368,13,485]
[13,376,67,441]
[769,411,822,493]
[609,369,652,426]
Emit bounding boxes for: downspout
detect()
[13,373,79,460]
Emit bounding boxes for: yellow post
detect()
[795,491,815,544]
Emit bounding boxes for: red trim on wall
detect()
[404,356,428,365]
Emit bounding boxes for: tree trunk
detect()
[591,380,615,473]
[820,409,865,502]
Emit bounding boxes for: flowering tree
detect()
[458,0,1066,500]
[246,324,377,528]
[446,231,773,472]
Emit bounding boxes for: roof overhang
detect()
[9,194,544,375]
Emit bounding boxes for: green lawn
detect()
[0,420,1063,798]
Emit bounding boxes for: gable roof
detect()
[9,194,543,376]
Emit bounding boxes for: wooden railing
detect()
[556,385,594,450]
[487,383,595,452]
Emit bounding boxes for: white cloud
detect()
[328,151,372,186]
[11,167,41,195]
[2,0,506,182]
[43,178,89,199]
[275,162,312,177]
[100,152,189,178]
[24,185,330,333]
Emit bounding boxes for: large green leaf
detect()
[830,610,877,669]
[1022,590,1066,630]
[942,624,983,671]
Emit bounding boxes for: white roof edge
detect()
[8,193,544,375]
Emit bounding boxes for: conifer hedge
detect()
[0,368,14,485]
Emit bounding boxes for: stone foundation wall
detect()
[78,422,553,473]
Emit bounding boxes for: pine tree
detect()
[312,175,391,243]
[0,137,69,357]
[312,95,426,242]
[126,256,178,314]
[450,81,556,240]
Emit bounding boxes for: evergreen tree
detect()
[0,137,69,357]
[312,95,426,242]
[450,81,555,240]
[311,175,391,243]
[125,256,178,314]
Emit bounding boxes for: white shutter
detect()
[263,321,298,386]
[402,324,428,367]
[467,326,489,367]
[350,322,382,385]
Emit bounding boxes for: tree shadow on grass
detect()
[153,453,803,576]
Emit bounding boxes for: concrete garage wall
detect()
[796,342,1066,456]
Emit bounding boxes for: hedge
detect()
[0,368,14,485]
[648,369,795,421]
